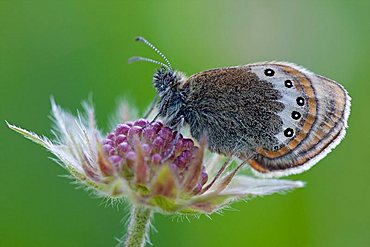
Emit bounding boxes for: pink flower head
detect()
[8,99,304,214]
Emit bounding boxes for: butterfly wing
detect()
[244,62,351,177]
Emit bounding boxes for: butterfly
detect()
[129,37,351,177]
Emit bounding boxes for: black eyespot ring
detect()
[273,146,279,151]
[291,111,301,120]
[264,68,275,77]
[296,97,305,106]
[284,128,294,137]
[285,80,293,88]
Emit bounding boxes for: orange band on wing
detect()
[293,127,342,166]
[248,159,268,173]
[257,65,317,158]
[290,82,346,166]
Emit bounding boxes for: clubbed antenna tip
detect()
[127,56,141,64]
[135,36,145,42]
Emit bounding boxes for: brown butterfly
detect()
[129,37,351,177]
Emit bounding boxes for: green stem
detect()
[124,206,152,247]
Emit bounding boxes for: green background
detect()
[1,0,369,246]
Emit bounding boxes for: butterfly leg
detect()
[201,156,233,193]
[200,144,254,194]
[144,95,159,119]
[213,161,247,193]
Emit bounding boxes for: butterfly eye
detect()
[284,80,293,88]
[296,97,305,106]
[284,128,294,137]
[264,68,275,77]
[291,111,301,120]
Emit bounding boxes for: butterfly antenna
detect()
[128,56,171,71]
[134,36,173,70]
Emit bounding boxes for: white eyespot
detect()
[291,111,301,120]
[264,68,275,77]
[296,97,305,106]
[284,128,294,137]
[284,80,293,88]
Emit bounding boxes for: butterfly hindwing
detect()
[244,62,350,177]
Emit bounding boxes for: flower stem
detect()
[124,206,152,247]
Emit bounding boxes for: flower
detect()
[7,99,304,214]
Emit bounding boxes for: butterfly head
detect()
[153,67,186,97]
[128,36,186,96]
[129,37,187,126]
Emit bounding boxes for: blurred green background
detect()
[1,0,369,246]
